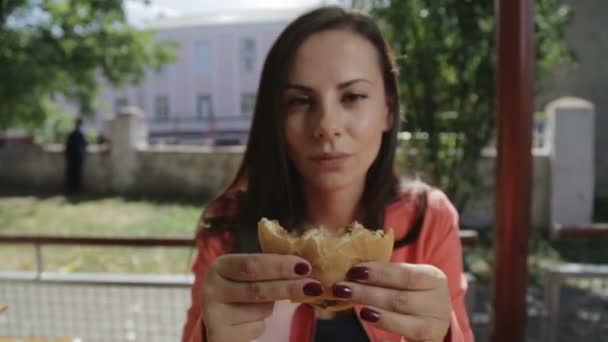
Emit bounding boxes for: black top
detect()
[65,129,88,160]
[314,310,369,342]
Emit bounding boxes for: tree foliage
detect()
[0,0,176,131]
[357,0,572,210]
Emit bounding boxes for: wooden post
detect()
[492,0,535,341]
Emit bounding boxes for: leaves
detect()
[0,0,177,131]
[365,0,572,211]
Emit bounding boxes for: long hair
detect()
[198,6,427,253]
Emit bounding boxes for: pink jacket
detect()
[182,189,474,341]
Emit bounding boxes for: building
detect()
[67,1,608,198]
[541,0,608,199]
[93,8,310,146]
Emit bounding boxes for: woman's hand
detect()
[201,253,323,342]
[332,262,452,342]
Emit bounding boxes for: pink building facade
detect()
[94,9,306,145]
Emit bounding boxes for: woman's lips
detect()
[309,153,351,170]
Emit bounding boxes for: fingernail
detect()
[347,266,369,281]
[360,307,380,323]
[294,262,310,276]
[332,284,352,298]
[303,282,323,297]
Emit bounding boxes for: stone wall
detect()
[0,143,114,194]
[0,98,596,230]
[133,145,243,199]
[0,143,67,193]
[0,141,550,228]
[460,148,551,228]
[0,107,243,200]
[0,143,242,200]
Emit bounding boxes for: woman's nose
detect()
[313,124,341,141]
[312,101,343,141]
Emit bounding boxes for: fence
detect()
[0,233,478,341]
[147,114,252,145]
[542,263,608,342]
[0,272,193,341]
[541,223,608,342]
[0,236,194,341]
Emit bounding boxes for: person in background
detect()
[64,117,88,195]
[182,6,473,342]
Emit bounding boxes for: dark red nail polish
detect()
[360,307,380,323]
[347,266,369,281]
[303,282,323,297]
[294,262,310,276]
[332,284,352,298]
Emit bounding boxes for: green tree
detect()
[356,0,572,211]
[0,0,176,131]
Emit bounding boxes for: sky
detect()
[125,0,343,25]
[150,0,337,13]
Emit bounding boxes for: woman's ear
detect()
[384,95,396,131]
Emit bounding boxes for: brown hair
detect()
[198,6,427,253]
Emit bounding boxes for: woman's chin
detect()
[306,174,357,192]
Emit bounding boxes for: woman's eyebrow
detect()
[285,78,373,92]
[284,84,313,92]
[338,78,372,89]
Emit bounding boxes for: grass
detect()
[1,194,607,278]
[0,195,203,274]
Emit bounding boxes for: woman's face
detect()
[283,29,392,193]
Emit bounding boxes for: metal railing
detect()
[542,223,608,342]
[0,232,479,278]
[147,114,252,145]
[0,232,478,341]
[0,236,195,341]
[550,223,608,240]
[0,271,193,341]
[542,263,608,342]
[0,236,194,279]
[149,114,252,124]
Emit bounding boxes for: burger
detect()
[257,218,394,312]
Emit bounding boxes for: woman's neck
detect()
[304,181,365,231]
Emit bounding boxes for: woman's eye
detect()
[287,96,313,108]
[342,93,368,103]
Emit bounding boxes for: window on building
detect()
[240,38,256,73]
[156,64,166,77]
[195,41,212,75]
[115,97,128,113]
[196,95,212,118]
[155,95,169,120]
[241,93,256,115]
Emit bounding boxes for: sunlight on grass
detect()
[0,195,202,274]
[0,195,202,236]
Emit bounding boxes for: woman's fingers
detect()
[337,262,452,342]
[333,281,449,319]
[202,253,320,342]
[206,275,324,303]
[214,253,312,281]
[358,306,449,342]
[346,262,446,291]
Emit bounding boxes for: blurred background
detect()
[0,0,606,341]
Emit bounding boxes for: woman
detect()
[182,6,473,342]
